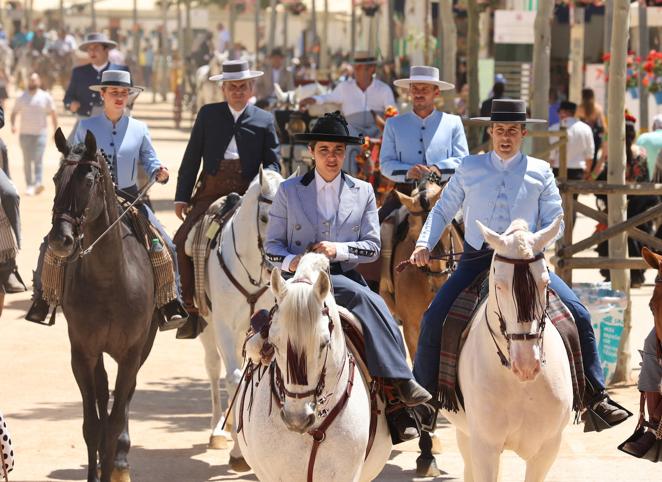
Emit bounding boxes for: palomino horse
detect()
[196,168,285,468]
[49,129,159,482]
[435,216,572,481]
[380,177,463,358]
[237,253,391,481]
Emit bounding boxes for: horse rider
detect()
[299,52,395,175]
[26,70,188,329]
[409,99,631,429]
[63,33,129,140]
[379,66,469,268]
[265,111,432,441]
[173,59,281,339]
[255,47,295,104]
[0,106,27,294]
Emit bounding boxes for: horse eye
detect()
[260,215,268,223]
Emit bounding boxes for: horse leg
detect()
[70,349,102,482]
[100,352,141,482]
[94,356,109,473]
[524,434,562,482]
[199,323,229,449]
[456,430,474,482]
[228,424,251,472]
[468,438,502,482]
[416,431,440,477]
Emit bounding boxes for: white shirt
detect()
[92,62,109,73]
[13,89,55,135]
[312,78,395,117]
[272,68,281,85]
[282,171,349,272]
[224,104,248,160]
[491,151,519,167]
[549,117,595,170]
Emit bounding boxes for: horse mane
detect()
[504,220,541,323]
[97,151,119,224]
[278,254,332,382]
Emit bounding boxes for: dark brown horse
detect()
[50,128,158,482]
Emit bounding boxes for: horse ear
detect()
[532,215,563,253]
[394,191,416,213]
[54,127,70,156]
[476,220,506,251]
[270,267,287,300]
[314,271,330,302]
[642,246,661,270]
[287,167,300,180]
[84,130,97,157]
[259,165,264,187]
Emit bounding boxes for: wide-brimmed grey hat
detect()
[471,99,546,124]
[353,51,378,65]
[393,66,454,91]
[209,60,263,82]
[79,32,117,51]
[89,70,143,94]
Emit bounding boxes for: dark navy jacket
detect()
[175,102,281,203]
[63,63,130,117]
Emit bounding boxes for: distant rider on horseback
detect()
[409,99,631,430]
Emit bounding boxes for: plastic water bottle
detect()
[151,238,164,253]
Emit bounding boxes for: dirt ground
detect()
[0,90,658,481]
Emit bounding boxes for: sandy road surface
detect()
[0,89,657,481]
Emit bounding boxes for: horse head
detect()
[49,128,116,257]
[642,247,662,364]
[477,216,563,382]
[269,253,344,434]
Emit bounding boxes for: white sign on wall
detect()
[494,10,536,45]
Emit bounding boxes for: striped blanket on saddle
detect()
[41,206,177,308]
[438,271,585,415]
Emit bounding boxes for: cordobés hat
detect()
[294,111,364,145]
[89,70,143,95]
[79,32,117,51]
[393,65,454,91]
[209,59,263,82]
[471,98,546,124]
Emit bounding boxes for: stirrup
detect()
[25,299,56,326]
[582,397,633,433]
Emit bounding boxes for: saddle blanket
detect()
[438,272,585,414]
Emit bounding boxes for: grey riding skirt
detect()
[638,328,662,392]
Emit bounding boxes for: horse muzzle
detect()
[48,225,76,257]
[280,403,316,433]
[511,358,541,382]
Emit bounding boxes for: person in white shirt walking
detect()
[549,100,595,180]
[300,51,396,174]
[10,72,57,195]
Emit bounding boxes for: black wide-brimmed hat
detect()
[471,99,546,124]
[294,111,364,145]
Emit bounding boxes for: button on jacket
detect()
[416,151,564,250]
[64,63,130,117]
[380,110,469,183]
[73,114,161,189]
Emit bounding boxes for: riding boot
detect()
[158,300,189,331]
[582,380,632,432]
[390,378,432,407]
[4,266,27,293]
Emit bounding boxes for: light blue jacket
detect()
[416,152,564,250]
[74,114,161,189]
[266,170,380,273]
[380,110,469,183]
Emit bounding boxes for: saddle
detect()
[437,271,586,416]
[185,193,242,316]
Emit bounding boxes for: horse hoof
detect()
[209,434,228,449]
[229,455,251,472]
[431,433,442,454]
[416,456,441,478]
[111,468,131,482]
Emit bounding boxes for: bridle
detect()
[485,252,550,369]
[218,191,274,314]
[51,157,106,260]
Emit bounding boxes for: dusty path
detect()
[0,90,656,481]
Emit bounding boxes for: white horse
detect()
[197,168,285,467]
[237,253,391,481]
[195,51,227,111]
[273,82,336,116]
[442,217,573,482]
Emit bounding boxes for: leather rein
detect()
[485,252,550,369]
[217,193,273,314]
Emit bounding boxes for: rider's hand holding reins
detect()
[175,203,189,221]
[155,166,169,184]
[311,241,337,259]
[410,246,431,267]
[406,164,432,180]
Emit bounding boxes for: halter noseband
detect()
[487,251,549,369]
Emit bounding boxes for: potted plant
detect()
[643,50,662,104]
[603,52,641,99]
